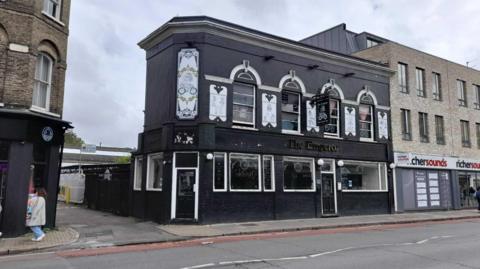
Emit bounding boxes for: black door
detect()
[321,174,336,215]
[176,169,196,219]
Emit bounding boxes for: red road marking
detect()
[56,218,479,258]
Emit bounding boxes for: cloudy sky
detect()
[64,0,480,148]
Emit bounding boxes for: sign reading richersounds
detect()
[394,152,480,171]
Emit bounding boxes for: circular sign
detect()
[41,127,54,142]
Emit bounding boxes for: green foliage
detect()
[64,130,85,147]
[115,155,132,164]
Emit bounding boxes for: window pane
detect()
[233,104,254,123]
[341,162,385,191]
[147,154,163,190]
[230,154,259,190]
[263,156,274,191]
[233,84,254,106]
[359,105,373,139]
[281,92,299,113]
[214,153,225,190]
[33,82,48,108]
[41,56,50,82]
[283,158,314,190]
[281,112,299,131]
[134,157,143,190]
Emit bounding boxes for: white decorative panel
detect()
[176,48,199,119]
[378,111,389,139]
[209,84,227,121]
[344,106,356,136]
[306,101,319,132]
[262,93,277,127]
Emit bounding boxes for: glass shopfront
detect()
[340,161,387,191]
[458,171,480,208]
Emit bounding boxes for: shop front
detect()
[0,110,71,237]
[394,152,480,212]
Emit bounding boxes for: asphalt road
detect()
[2,218,480,269]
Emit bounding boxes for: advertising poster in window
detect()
[176,48,199,119]
[344,106,356,136]
[306,101,319,132]
[209,84,227,121]
[262,93,277,128]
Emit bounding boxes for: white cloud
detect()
[63,0,480,147]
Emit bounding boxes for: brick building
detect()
[0,0,71,237]
[303,24,480,212]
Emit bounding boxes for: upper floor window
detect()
[435,115,445,145]
[476,123,480,149]
[281,91,300,133]
[232,83,255,128]
[324,87,342,137]
[400,108,411,140]
[366,38,380,48]
[418,112,429,143]
[359,93,375,141]
[415,68,426,97]
[457,80,467,107]
[474,84,480,110]
[33,53,53,110]
[43,0,61,20]
[432,72,442,101]
[461,120,471,148]
[397,63,408,93]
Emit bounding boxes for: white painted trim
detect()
[321,81,345,100]
[230,64,262,85]
[392,167,398,212]
[0,103,4,107]
[342,190,389,193]
[171,152,199,220]
[356,89,378,105]
[29,107,60,118]
[212,152,227,192]
[278,73,306,94]
[281,130,304,136]
[204,74,233,84]
[146,153,164,191]
[231,126,258,131]
[258,85,281,92]
[304,93,314,98]
[232,83,256,128]
[8,43,29,53]
[319,158,337,215]
[229,153,262,192]
[376,105,391,111]
[262,155,275,192]
[342,99,357,105]
[133,156,143,191]
[282,156,316,192]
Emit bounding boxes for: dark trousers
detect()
[477,197,480,210]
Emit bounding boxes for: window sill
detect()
[360,138,375,143]
[342,190,388,193]
[42,11,65,27]
[324,135,343,140]
[213,189,227,192]
[133,188,142,192]
[282,130,303,136]
[146,188,162,192]
[283,189,316,192]
[229,189,262,192]
[232,125,258,131]
[30,106,61,118]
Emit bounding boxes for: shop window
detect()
[263,155,275,191]
[229,153,260,191]
[283,157,315,191]
[133,156,143,191]
[325,99,340,137]
[146,153,164,191]
[33,53,53,111]
[341,161,387,191]
[43,0,62,20]
[232,83,255,128]
[213,153,227,191]
[281,91,300,132]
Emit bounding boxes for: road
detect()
[2,218,480,269]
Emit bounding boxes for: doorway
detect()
[318,159,337,216]
[171,152,199,221]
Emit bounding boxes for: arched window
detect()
[280,71,304,133]
[321,79,344,137]
[231,61,260,128]
[33,53,53,110]
[358,92,376,141]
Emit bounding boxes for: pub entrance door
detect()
[320,159,337,216]
[171,152,199,221]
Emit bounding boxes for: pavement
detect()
[1,203,479,256]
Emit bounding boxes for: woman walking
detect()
[476,187,480,212]
[26,188,47,241]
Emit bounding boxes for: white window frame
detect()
[283,156,316,192]
[229,153,261,192]
[340,160,388,192]
[32,53,53,111]
[263,155,275,192]
[281,91,301,134]
[133,156,143,191]
[42,0,62,21]
[432,72,441,101]
[359,104,374,142]
[324,99,340,137]
[146,153,164,191]
[213,152,227,192]
[232,83,256,128]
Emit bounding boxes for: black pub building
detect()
[132,16,394,223]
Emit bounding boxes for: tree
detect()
[64,130,85,147]
[115,155,131,164]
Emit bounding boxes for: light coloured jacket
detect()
[26,195,46,227]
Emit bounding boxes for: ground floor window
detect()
[146,153,164,191]
[283,157,315,191]
[213,153,227,191]
[458,171,480,208]
[229,153,261,191]
[133,156,143,191]
[340,161,387,191]
[263,155,275,191]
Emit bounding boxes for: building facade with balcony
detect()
[306,24,480,212]
[0,0,71,236]
[132,17,394,224]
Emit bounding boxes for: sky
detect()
[63,0,480,148]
